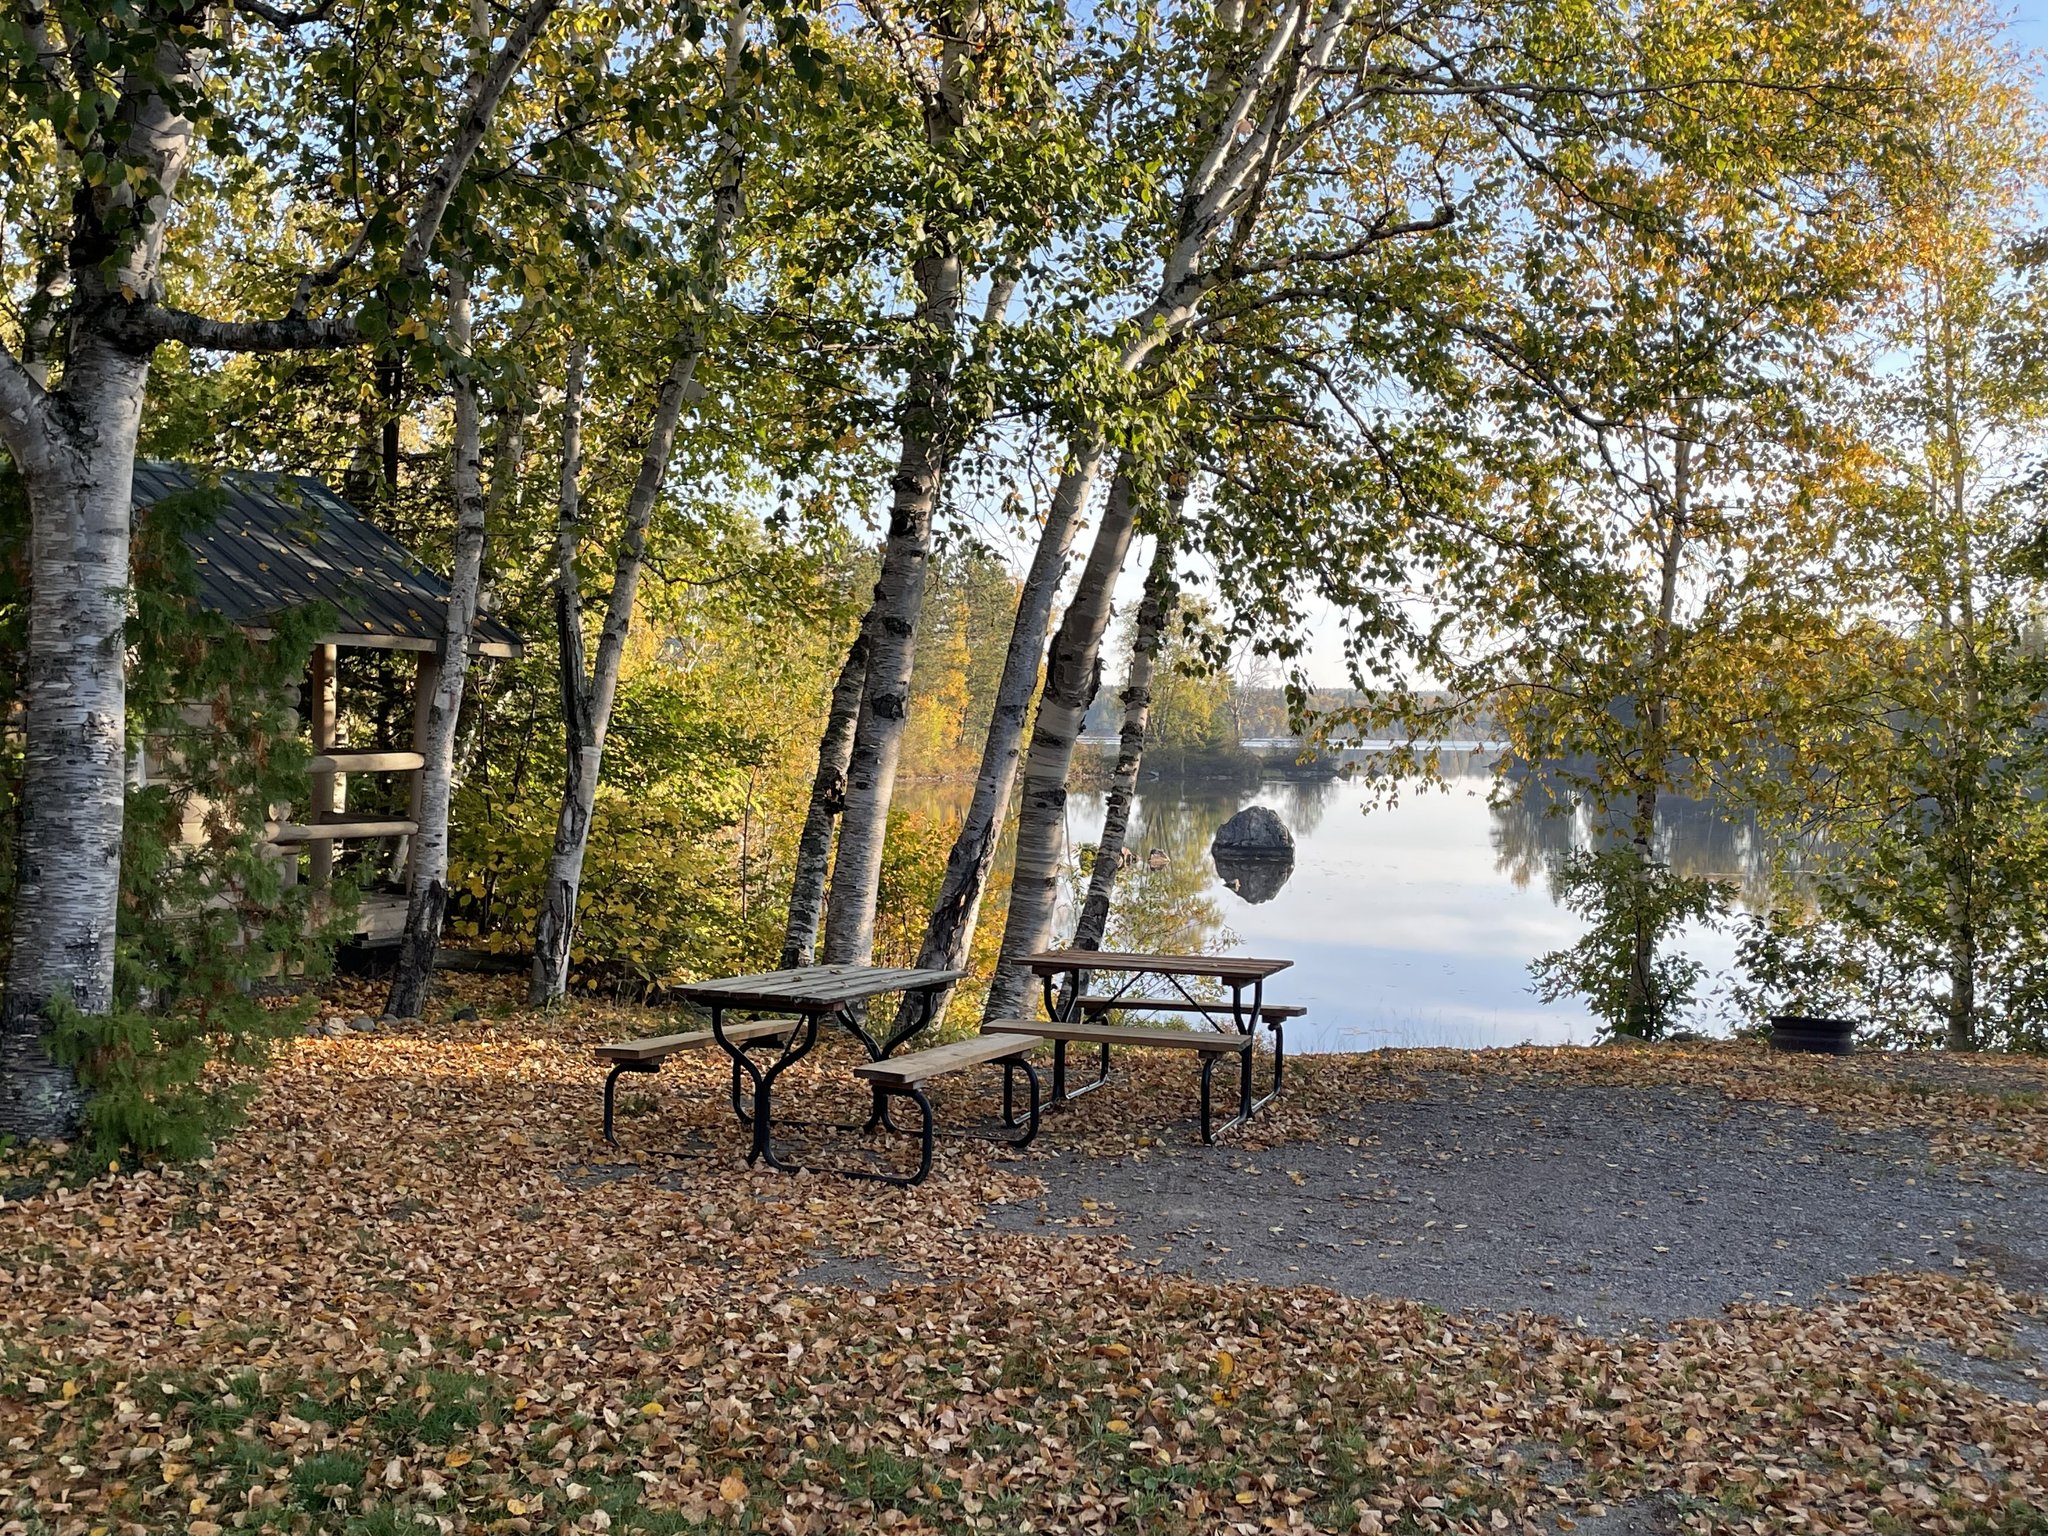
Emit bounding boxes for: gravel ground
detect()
[990,1070,2048,1333]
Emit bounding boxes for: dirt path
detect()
[991,1069,2048,1336]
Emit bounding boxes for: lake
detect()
[1048,755,1765,1052]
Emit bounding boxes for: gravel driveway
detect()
[991,1070,2048,1335]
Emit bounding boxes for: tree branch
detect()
[398,0,565,281]
[1231,206,1457,279]
[0,336,52,464]
[232,0,337,24]
[131,305,360,352]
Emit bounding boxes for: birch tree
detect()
[978,0,1452,1019]
[528,0,755,1004]
[386,261,495,1017]
[814,0,990,966]
[0,1,559,1140]
[1072,531,1178,952]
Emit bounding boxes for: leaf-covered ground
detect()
[3,977,2046,1535]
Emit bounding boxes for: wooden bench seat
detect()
[854,1031,1046,1086]
[984,1018,1251,1052]
[1075,997,1305,1022]
[851,1033,1045,1186]
[595,1017,794,1065]
[982,1016,1277,1144]
[596,1018,795,1143]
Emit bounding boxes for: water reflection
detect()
[1486,761,1778,907]
[888,758,1768,1050]
[1211,847,1294,903]
[1048,758,1758,1051]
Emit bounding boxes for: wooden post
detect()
[308,643,340,888]
[401,651,440,890]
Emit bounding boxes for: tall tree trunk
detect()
[781,612,873,968]
[1623,430,1691,1036]
[790,267,1014,973]
[386,263,491,1018]
[0,362,147,1138]
[985,465,1147,1019]
[0,20,200,1139]
[816,4,982,967]
[1073,532,1177,952]
[528,0,750,1004]
[1945,865,1978,1051]
[529,337,592,1001]
[886,441,1109,1030]
[527,340,711,1000]
[820,353,956,965]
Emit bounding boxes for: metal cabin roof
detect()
[132,461,522,658]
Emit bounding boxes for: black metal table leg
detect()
[846,1086,936,1187]
[1005,1058,1042,1148]
[602,1060,660,1145]
[716,1006,820,1172]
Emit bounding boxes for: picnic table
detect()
[675,964,965,1175]
[988,949,1298,1140]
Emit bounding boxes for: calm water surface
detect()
[1049,758,1760,1053]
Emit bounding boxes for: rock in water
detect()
[1211,805,1294,856]
[1211,806,1295,904]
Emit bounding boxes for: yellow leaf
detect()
[1215,1350,1235,1380]
[174,1310,193,1327]
[445,1450,472,1468]
[506,1497,528,1516]
[640,1400,664,1416]
[718,1473,749,1503]
[61,1379,79,1399]
[1106,1419,1129,1433]
[1236,1491,1258,1506]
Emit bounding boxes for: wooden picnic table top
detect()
[675,964,966,1012]
[1022,949,1294,981]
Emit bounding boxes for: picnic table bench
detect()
[852,1032,1045,1185]
[600,964,1059,1185]
[984,949,1298,1142]
[594,1017,794,1144]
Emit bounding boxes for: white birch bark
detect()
[0,23,196,1139]
[386,262,491,1018]
[983,466,1147,1018]
[528,337,592,1002]
[1072,529,1178,953]
[528,0,751,1003]
[887,440,1107,1029]
[525,340,713,1001]
[818,4,983,966]
[0,401,146,1137]
[781,611,873,967]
